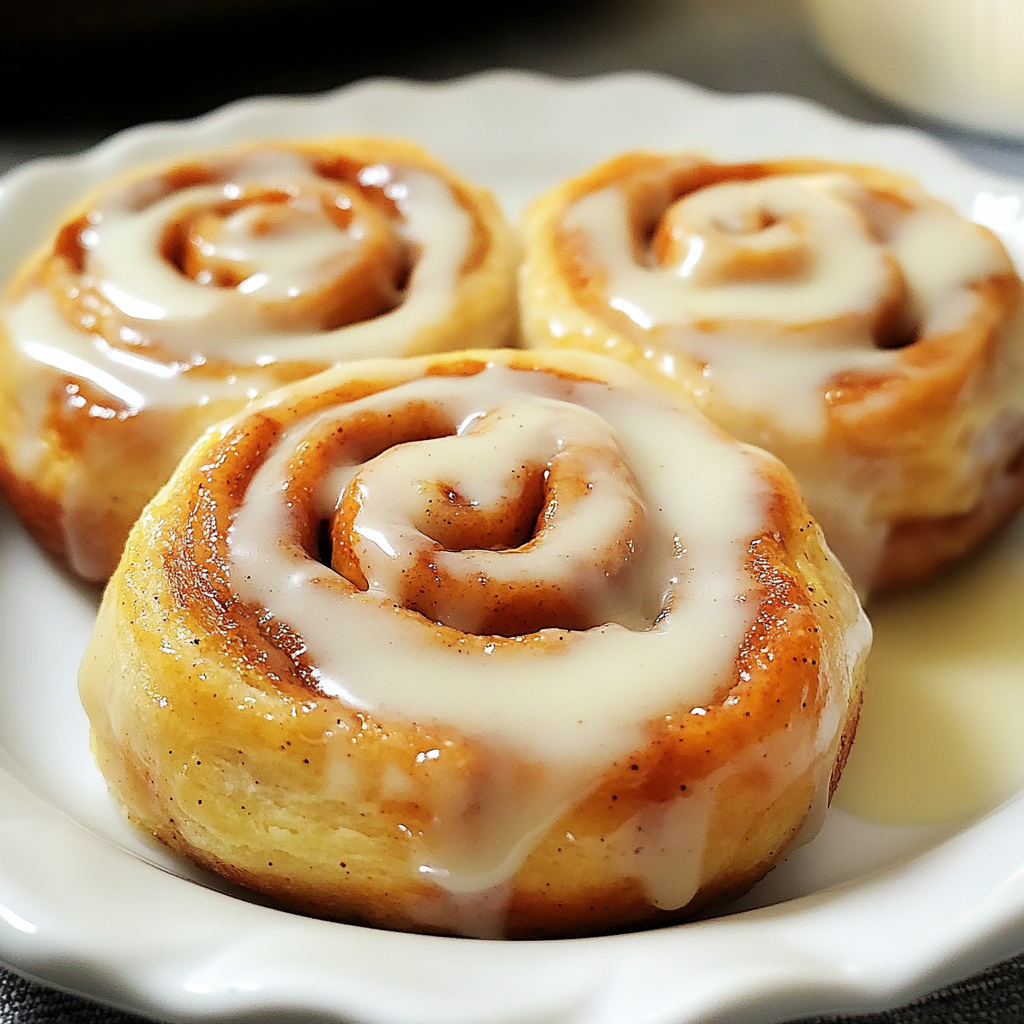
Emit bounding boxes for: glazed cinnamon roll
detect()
[0,137,518,582]
[520,154,1024,594]
[79,348,869,939]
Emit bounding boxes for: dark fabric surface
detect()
[2,952,1023,1023]
[0,969,143,1024]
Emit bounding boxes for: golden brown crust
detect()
[829,688,863,803]
[0,136,519,583]
[80,347,867,938]
[876,439,1024,592]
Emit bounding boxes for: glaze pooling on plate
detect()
[0,69,1023,1024]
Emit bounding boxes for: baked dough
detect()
[80,347,869,939]
[519,153,1024,594]
[0,137,518,582]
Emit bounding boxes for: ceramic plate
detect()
[1,70,1024,1024]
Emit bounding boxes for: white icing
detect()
[597,709,843,913]
[891,206,1007,327]
[561,171,1017,592]
[347,397,647,631]
[1,150,473,416]
[191,196,363,302]
[568,175,893,328]
[0,149,478,579]
[601,787,714,912]
[5,290,262,433]
[83,157,470,363]
[226,363,774,916]
[229,367,762,759]
[674,328,889,437]
[3,288,270,581]
[565,174,1006,437]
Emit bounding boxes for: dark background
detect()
[2,0,1023,174]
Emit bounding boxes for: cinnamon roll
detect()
[0,137,518,582]
[519,154,1024,594]
[79,348,869,939]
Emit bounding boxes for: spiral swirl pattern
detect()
[327,395,646,635]
[0,138,517,580]
[521,153,1024,592]
[80,348,868,938]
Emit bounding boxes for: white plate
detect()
[2,69,1024,1024]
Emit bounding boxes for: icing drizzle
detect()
[225,362,773,921]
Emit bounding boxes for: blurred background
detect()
[2,0,1023,176]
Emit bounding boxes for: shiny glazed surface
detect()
[520,154,1024,595]
[79,348,866,938]
[0,137,518,581]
